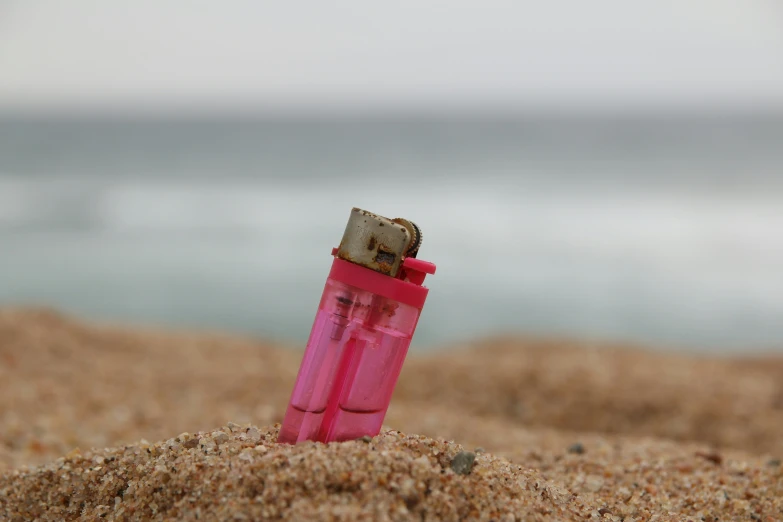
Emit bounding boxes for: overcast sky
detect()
[1,0,782,113]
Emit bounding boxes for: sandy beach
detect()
[1,308,782,521]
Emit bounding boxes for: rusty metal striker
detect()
[336,208,423,277]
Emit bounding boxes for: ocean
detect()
[1,114,782,352]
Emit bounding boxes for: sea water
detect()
[1,115,782,352]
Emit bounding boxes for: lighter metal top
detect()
[336,207,422,277]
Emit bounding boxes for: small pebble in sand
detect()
[767,458,781,467]
[246,427,261,442]
[567,442,585,455]
[696,450,723,465]
[358,436,372,443]
[450,450,476,475]
[199,437,216,453]
[239,448,255,461]
[584,475,604,493]
[474,447,486,454]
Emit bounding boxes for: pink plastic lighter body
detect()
[277,208,436,444]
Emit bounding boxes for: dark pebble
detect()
[567,443,585,455]
[450,451,476,475]
[695,450,723,465]
[767,458,781,467]
[357,436,372,443]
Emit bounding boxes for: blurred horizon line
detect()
[3,106,783,122]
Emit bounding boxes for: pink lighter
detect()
[277,207,436,444]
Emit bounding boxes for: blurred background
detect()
[1,1,782,352]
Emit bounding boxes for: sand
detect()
[1,308,783,521]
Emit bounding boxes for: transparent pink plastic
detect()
[277,276,420,444]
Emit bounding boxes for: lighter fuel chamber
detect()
[277,207,436,444]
